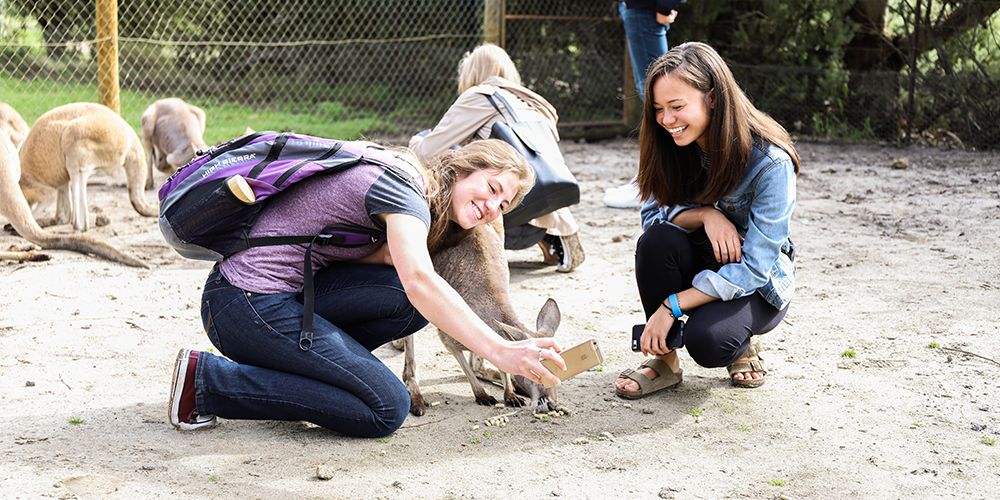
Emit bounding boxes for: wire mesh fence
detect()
[1,0,998,149]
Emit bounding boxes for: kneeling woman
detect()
[169,139,565,437]
[615,42,799,398]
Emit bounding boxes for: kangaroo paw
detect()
[409,394,428,416]
[474,393,498,407]
[504,394,527,408]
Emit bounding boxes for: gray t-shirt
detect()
[220,161,430,293]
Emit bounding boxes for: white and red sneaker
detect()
[168,349,218,430]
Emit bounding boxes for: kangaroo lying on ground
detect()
[18,102,157,232]
[400,218,564,416]
[0,102,30,151]
[0,129,146,267]
[140,98,207,190]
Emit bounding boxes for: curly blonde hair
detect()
[421,139,534,252]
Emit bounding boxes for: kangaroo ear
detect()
[495,320,527,342]
[535,298,560,337]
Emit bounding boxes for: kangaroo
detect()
[0,129,146,267]
[400,218,564,416]
[18,102,157,232]
[140,98,208,190]
[0,102,30,151]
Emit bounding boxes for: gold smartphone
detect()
[540,339,604,388]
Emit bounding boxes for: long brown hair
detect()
[422,139,534,253]
[637,42,800,206]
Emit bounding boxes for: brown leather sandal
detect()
[728,340,767,388]
[615,358,683,400]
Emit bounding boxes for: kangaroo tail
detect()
[32,231,148,268]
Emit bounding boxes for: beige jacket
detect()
[409,76,560,162]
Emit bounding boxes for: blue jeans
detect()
[620,1,669,100]
[194,263,427,437]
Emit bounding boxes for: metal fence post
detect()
[483,0,505,46]
[95,0,120,114]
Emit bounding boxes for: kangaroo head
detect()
[494,298,562,412]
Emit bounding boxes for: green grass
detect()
[768,479,786,487]
[736,424,752,432]
[688,408,703,416]
[841,348,857,358]
[983,437,996,446]
[68,417,85,425]
[927,341,941,349]
[1,76,378,145]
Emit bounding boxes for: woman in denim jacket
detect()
[615,42,799,398]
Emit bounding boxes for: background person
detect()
[604,0,682,209]
[410,44,585,273]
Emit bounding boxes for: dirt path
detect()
[2,139,998,498]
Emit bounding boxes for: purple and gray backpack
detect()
[158,131,419,350]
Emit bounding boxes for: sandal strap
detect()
[728,343,768,376]
[728,359,767,376]
[618,367,654,392]
[617,361,683,395]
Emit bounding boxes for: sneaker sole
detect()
[167,350,217,430]
[168,348,190,430]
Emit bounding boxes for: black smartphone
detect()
[631,323,684,352]
[631,324,644,352]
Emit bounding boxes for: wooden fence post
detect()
[483,0,505,46]
[95,0,120,114]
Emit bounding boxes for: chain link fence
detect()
[2,0,998,149]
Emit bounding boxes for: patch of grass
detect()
[375,437,391,444]
[208,475,219,482]
[68,417,85,425]
[927,341,941,349]
[736,424,752,432]
[841,348,857,358]
[768,479,786,487]
[0,76,379,146]
[482,431,494,438]
[983,437,996,446]
[910,422,924,429]
[468,437,481,445]
[688,408,703,416]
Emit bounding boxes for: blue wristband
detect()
[667,293,684,319]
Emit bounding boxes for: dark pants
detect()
[195,263,428,437]
[635,223,787,368]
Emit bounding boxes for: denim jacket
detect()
[640,140,796,310]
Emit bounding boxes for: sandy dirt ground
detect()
[2,138,999,499]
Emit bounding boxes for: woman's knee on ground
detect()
[362,382,412,438]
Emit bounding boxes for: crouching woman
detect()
[169,139,565,437]
[615,42,799,398]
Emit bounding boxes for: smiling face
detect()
[450,168,520,229]
[651,72,712,150]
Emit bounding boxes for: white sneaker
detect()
[603,181,641,209]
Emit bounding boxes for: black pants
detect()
[635,222,788,368]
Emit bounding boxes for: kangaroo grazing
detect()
[0,102,30,151]
[0,129,146,267]
[400,218,564,416]
[18,102,157,232]
[140,98,208,189]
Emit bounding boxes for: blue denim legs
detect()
[194,263,427,437]
[620,1,669,100]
